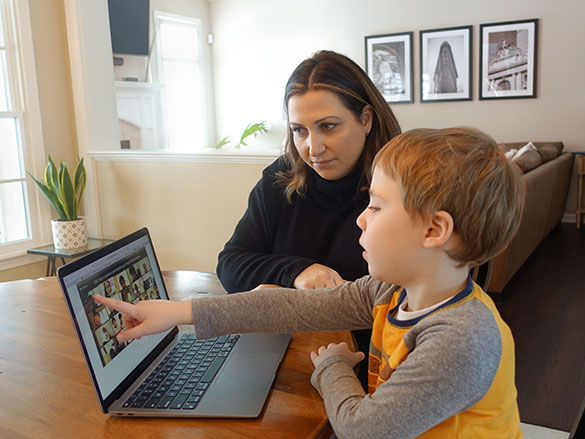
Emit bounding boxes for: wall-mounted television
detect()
[108,0,150,56]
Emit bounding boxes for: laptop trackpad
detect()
[196,352,282,417]
[234,333,290,353]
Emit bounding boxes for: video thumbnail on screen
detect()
[77,248,160,366]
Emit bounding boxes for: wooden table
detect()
[0,271,355,438]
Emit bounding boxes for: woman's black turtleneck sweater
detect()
[217,156,369,292]
[216,156,371,389]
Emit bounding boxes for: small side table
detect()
[575,153,585,229]
[27,238,114,276]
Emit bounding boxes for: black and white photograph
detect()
[365,32,413,103]
[420,26,472,102]
[480,19,538,99]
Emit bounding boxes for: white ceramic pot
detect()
[51,217,88,249]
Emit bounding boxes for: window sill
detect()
[88,148,282,164]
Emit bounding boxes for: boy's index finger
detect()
[93,294,135,315]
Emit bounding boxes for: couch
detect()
[481,142,574,293]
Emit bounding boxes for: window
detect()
[0,0,47,261]
[153,12,209,150]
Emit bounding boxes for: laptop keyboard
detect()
[123,333,240,410]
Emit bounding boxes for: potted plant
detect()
[28,156,88,249]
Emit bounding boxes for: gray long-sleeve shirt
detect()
[190,276,521,438]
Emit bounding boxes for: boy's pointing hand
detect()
[93,295,193,342]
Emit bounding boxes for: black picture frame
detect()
[479,18,538,99]
[419,25,472,102]
[365,32,414,104]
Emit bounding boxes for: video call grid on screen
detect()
[61,233,172,399]
[77,247,161,367]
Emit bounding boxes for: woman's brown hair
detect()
[277,50,401,201]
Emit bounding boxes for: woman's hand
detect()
[310,342,365,369]
[293,263,346,289]
[93,295,193,342]
[253,284,283,290]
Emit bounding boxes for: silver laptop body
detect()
[57,227,290,418]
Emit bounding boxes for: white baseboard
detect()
[562,213,576,223]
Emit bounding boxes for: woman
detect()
[216,50,401,388]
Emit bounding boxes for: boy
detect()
[95,127,524,438]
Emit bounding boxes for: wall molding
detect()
[89,149,281,164]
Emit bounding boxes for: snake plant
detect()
[28,156,86,221]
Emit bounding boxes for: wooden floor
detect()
[489,222,585,432]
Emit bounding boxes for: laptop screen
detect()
[59,230,173,400]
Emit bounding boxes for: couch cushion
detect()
[508,142,539,173]
[535,141,563,154]
[536,143,563,163]
[499,142,531,152]
[499,141,564,173]
[514,141,536,157]
[513,149,543,173]
[499,143,521,154]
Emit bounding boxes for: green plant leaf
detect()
[58,162,76,220]
[27,172,68,220]
[238,121,267,147]
[216,136,231,149]
[74,158,86,205]
[203,136,231,149]
[45,156,59,196]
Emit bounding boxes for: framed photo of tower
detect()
[365,32,414,104]
[420,26,472,102]
[479,19,538,99]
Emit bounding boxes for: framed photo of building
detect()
[365,32,414,104]
[480,19,538,99]
[420,26,472,102]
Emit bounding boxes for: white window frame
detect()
[152,11,210,149]
[0,0,51,268]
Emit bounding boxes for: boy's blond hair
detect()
[374,127,525,266]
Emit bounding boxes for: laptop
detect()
[57,227,290,418]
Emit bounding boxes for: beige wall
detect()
[0,261,45,282]
[29,0,78,168]
[95,160,265,272]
